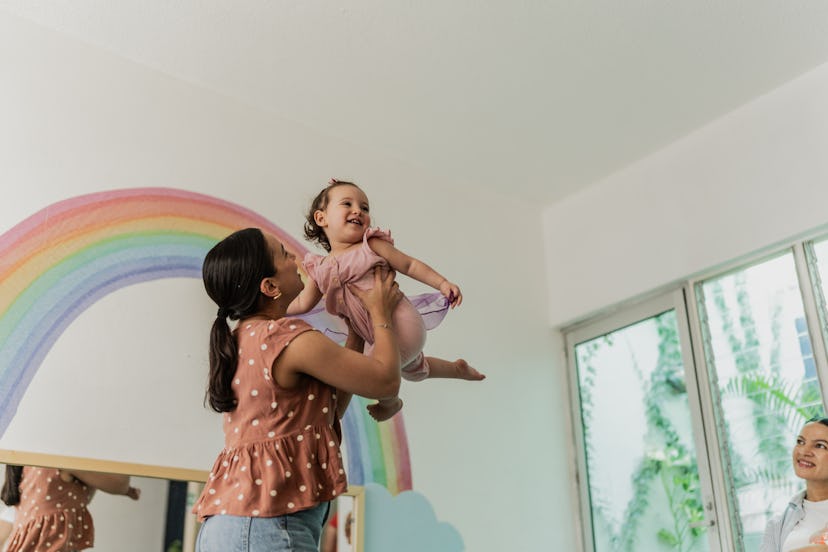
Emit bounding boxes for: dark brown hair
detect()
[807,416,828,428]
[202,228,276,412]
[303,180,361,252]
[1,465,23,506]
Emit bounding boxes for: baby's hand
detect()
[440,280,462,308]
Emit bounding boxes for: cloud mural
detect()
[363,483,464,552]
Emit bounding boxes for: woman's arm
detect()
[367,238,462,307]
[277,332,400,398]
[61,469,140,499]
[0,514,12,545]
[320,521,337,552]
[286,278,324,315]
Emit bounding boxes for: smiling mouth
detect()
[797,459,816,468]
[347,219,363,226]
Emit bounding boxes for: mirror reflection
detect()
[320,488,364,552]
[0,463,202,552]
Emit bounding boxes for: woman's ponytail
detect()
[202,228,276,413]
[207,315,239,412]
[1,465,23,506]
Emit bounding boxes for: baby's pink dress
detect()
[303,228,430,381]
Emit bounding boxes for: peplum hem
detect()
[194,422,348,521]
[6,509,94,552]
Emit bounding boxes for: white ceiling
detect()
[3,1,828,204]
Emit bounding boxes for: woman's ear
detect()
[260,277,281,300]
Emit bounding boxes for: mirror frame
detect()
[0,449,366,552]
[0,449,209,481]
[337,485,365,552]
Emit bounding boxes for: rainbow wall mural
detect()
[0,187,411,493]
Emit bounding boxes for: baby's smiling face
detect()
[315,184,371,251]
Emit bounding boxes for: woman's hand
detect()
[349,267,403,323]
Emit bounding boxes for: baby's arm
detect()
[367,238,462,307]
[286,277,323,315]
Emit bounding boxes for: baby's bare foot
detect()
[455,359,485,381]
[367,397,404,421]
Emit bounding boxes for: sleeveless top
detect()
[193,318,348,521]
[6,466,95,552]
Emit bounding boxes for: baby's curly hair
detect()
[304,179,361,252]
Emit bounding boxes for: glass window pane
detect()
[575,310,711,552]
[697,252,823,549]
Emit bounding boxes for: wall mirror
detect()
[0,451,366,552]
[0,450,208,552]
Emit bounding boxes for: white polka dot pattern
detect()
[194,318,347,521]
[6,467,95,552]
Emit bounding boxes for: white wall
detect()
[543,60,828,328]
[0,10,572,552]
[90,476,169,552]
[541,54,828,551]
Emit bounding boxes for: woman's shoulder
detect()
[237,318,317,351]
[239,317,314,332]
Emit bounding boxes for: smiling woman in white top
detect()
[761,418,828,552]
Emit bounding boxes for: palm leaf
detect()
[722,373,818,432]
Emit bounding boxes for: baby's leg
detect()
[393,298,428,369]
[425,357,485,381]
[393,298,484,381]
[358,299,426,421]
[365,301,429,377]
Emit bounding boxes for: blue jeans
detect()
[196,502,330,552]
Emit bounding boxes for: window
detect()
[568,239,828,551]
[696,251,822,547]
[569,294,714,552]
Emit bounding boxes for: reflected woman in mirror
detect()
[761,417,828,551]
[0,465,140,552]
[194,228,402,551]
